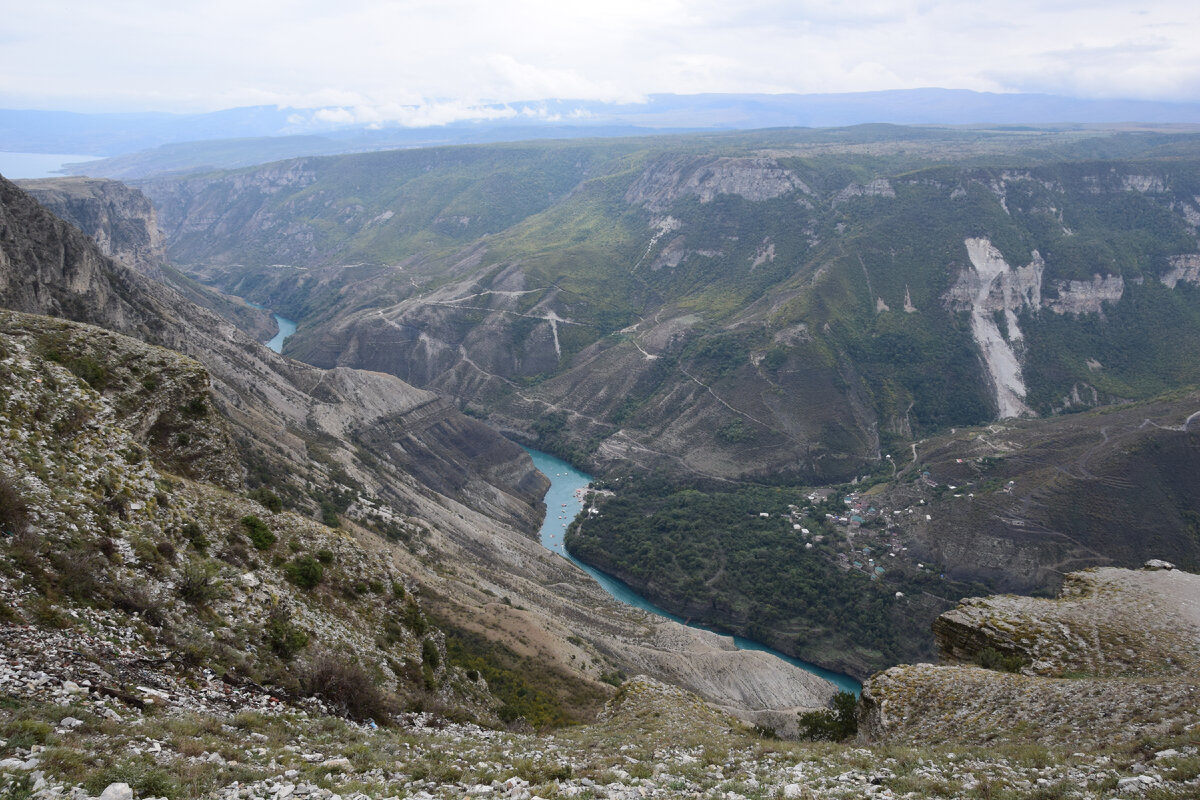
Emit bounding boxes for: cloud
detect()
[0,0,1197,115]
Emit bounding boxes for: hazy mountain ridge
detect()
[7,90,1200,182]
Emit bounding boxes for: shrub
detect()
[64,355,109,390]
[421,638,440,670]
[53,550,101,602]
[181,521,207,553]
[284,555,323,589]
[110,582,165,627]
[599,670,625,687]
[400,598,427,635]
[181,396,208,418]
[240,515,275,550]
[0,474,29,537]
[976,646,1028,673]
[176,560,221,604]
[798,691,858,741]
[248,488,282,513]
[265,606,309,660]
[303,652,394,722]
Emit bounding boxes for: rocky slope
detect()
[0,311,483,721]
[860,565,1200,749]
[862,390,1200,593]
[1,593,1198,800]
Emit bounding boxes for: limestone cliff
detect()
[15,176,168,279]
[944,237,1043,418]
[17,176,277,343]
[624,155,812,211]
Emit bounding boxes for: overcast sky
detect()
[3,0,1198,120]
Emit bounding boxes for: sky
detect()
[2,0,1199,123]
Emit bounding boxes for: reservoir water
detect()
[243,300,297,354]
[523,446,862,695]
[0,152,104,179]
[266,315,298,354]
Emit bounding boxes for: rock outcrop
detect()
[15,176,168,279]
[624,155,811,211]
[17,176,278,343]
[1044,274,1126,315]
[933,566,1200,677]
[860,567,1200,746]
[944,238,1043,418]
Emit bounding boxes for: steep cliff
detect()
[16,176,278,343]
[14,176,168,278]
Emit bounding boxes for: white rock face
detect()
[1122,174,1167,193]
[625,156,810,211]
[833,178,895,205]
[1161,254,1200,289]
[945,238,1042,418]
[1045,274,1125,314]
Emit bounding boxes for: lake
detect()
[523,446,862,695]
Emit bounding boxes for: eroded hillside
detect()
[139,128,1200,487]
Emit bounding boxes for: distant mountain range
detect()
[5,89,1200,180]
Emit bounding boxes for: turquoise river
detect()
[523,446,861,695]
[244,301,297,354]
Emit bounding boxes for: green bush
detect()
[182,396,208,418]
[248,488,283,513]
[181,521,207,552]
[401,598,427,635]
[798,691,858,741]
[599,670,626,687]
[421,638,440,669]
[176,560,221,605]
[284,555,324,589]
[266,607,309,660]
[976,646,1028,673]
[241,515,275,550]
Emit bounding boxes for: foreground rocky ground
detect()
[1,592,1199,800]
[0,662,1198,800]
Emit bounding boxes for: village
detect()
[760,456,1016,587]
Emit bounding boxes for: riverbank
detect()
[243,299,297,354]
[523,446,862,695]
